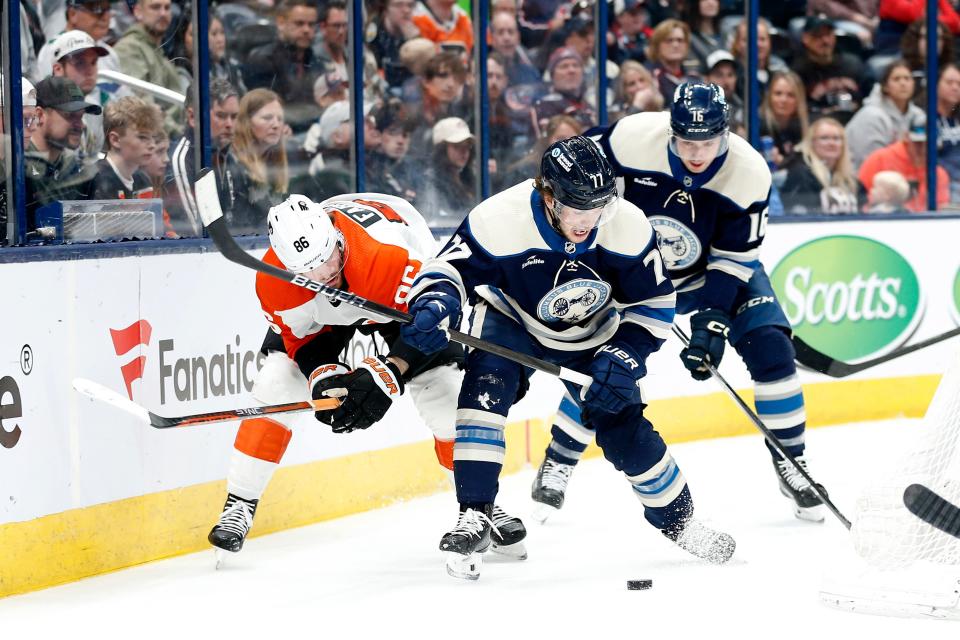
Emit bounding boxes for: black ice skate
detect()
[440,506,494,580]
[531,457,574,523]
[773,455,826,523]
[490,505,528,560]
[662,519,736,564]
[208,493,258,568]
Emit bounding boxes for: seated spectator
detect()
[25,77,101,229]
[0,76,40,242]
[412,0,474,52]
[48,30,110,165]
[417,117,476,226]
[244,0,323,134]
[730,17,787,96]
[876,0,960,54]
[611,0,652,65]
[684,0,723,72]
[232,88,290,234]
[313,69,349,114]
[488,52,536,176]
[705,50,744,133]
[645,19,701,106]
[169,13,194,89]
[314,0,349,77]
[90,96,162,200]
[865,170,911,213]
[368,0,421,89]
[208,14,248,94]
[405,51,470,160]
[397,37,436,98]
[901,19,955,98]
[532,47,596,137]
[166,79,241,238]
[490,11,540,86]
[365,99,421,201]
[36,0,122,82]
[937,63,960,203]
[143,130,176,237]
[501,113,583,189]
[780,116,861,214]
[845,60,923,170]
[760,70,810,166]
[859,113,950,213]
[113,0,185,136]
[611,59,663,121]
[305,100,352,175]
[792,14,869,123]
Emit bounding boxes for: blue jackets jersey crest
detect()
[410,180,676,360]
[590,111,772,313]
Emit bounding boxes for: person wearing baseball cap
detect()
[704,50,743,131]
[418,117,476,226]
[0,76,41,243]
[36,1,122,80]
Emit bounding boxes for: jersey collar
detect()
[667,144,727,191]
[530,189,597,259]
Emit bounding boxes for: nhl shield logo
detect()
[537,279,610,323]
[649,216,701,270]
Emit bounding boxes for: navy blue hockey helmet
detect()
[670,82,729,140]
[538,136,617,210]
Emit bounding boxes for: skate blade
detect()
[444,551,483,580]
[491,541,528,561]
[532,502,559,524]
[793,504,825,523]
[214,548,231,570]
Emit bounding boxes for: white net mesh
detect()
[851,347,960,569]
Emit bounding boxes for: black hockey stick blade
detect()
[904,483,960,539]
[193,170,594,389]
[672,326,852,529]
[793,327,960,378]
[73,377,340,428]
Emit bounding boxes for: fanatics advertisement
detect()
[2,216,959,525]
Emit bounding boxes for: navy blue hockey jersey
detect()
[591,111,771,314]
[410,180,677,360]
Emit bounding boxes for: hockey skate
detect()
[440,507,494,580]
[663,518,736,564]
[773,455,826,523]
[531,457,574,523]
[490,505,528,560]
[208,493,258,569]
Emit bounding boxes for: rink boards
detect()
[1,216,959,597]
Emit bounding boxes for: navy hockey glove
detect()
[583,344,646,415]
[400,289,462,355]
[310,357,404,433]
[680,309,731,381]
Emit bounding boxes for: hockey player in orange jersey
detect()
[207,193,526,565]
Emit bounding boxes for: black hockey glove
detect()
[583,344,646,415]
[680,309,731,381]
[311,356,404,433]
[308,363,352,424]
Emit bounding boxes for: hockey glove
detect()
[308,363,352,424]
[311,357,404,433]
[583,344,646,415]
[680,309,731,381]
[400,289,462,355]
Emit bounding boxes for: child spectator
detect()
[866,170,911,213]
[90,96,163,200]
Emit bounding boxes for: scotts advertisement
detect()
[769,236,922,362]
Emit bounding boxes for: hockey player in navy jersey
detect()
[532,82,825,523]
[401,136,735,580]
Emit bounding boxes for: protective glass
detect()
[551,196,620,230]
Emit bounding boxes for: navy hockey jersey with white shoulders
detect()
[591,111,771,314]
[410,180,677,359]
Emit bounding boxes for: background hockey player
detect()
[207,193,526,564]
[532,83,825,523]
[401,137,735,580]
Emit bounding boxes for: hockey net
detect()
[821,347,960,619]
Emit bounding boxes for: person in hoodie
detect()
[844,60,924,170]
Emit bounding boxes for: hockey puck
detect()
[627,579,653,590]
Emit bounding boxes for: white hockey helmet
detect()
[267,195,344,274]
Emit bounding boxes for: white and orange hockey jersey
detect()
[256,193,438,360]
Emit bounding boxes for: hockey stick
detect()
[73,377,340,429]
[193,169,594,389]
[792,328,960,378]
[903,483,960,539]
[672,326,852,529]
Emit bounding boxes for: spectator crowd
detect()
[4,0,960,245]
